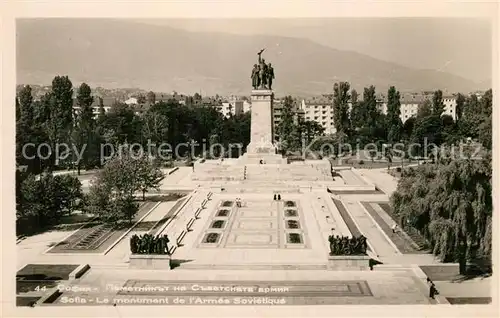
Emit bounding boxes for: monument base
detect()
[129,254,172,270]
[240,152,287,165]
[327,255,371,271]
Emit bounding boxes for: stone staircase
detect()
[192,162,244,181]
[244,163,332,182]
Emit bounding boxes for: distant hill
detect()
[16,19,487,96]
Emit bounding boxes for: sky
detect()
[136,18,492,83]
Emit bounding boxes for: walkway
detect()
[337,196,399,259]
[357,168,399,195]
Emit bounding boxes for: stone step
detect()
[176,263,328,270]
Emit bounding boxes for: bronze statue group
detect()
[251,48,275,90]
[328,234,368,256]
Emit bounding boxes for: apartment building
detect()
[298,92,459,132]
[219,99,244,118]
[300,96,335,135]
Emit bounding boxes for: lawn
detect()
[47,201,157,254]
[361,202,423,254]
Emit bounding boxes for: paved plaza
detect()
[16,162,492,308]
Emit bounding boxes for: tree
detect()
[432,90,445,116]
[402,117,416,140]
[417,100,432,118]
[146,91,156,104]
[333,82,351,136]
[85,151,141,223]
[362,85,378,128]
[17,172,82,234]
[350,89,365,131]
[137,94,146,104]
[103,103,141,145]
[44,76,74,170]
[136,157,164,200]
[72,83,96,174]
[411,115,442,157]
[391,150,492,274]
[16,86,36,172]
[477,89,492,149]
[455,93,466,121]
[276,96,297,154]
[386,86,403,143]
[300,120,325,147]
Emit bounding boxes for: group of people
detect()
[236,197,243,207]
[273,193,282,201]
[251,49,275,90]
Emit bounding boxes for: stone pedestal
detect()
[243,89,286,164]
[129,254,172,269]
[246,89,277,155]
[327,255,371,271]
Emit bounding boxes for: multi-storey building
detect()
[298,92,459,132]
[219,99,244,118]
[300,96,335,135]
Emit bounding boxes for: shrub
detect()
[359,160,364,165]
[396,167,402,173]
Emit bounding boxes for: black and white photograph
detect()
[1,1,498,317]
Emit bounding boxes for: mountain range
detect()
[16,19,489,96]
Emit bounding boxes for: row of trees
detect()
[17,75,245,233]
[16,76,252,176]
[391,148,492,273]
[332,82,492,154]
[16,148,165,235]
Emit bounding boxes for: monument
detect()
[243,48,286,164]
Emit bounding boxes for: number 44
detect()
[34,286,47,292]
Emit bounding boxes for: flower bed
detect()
[211,220,225,229]
[286,220,300,229]
[203,233,221,243]
[287,233,303,244]
[217,209,230,217]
